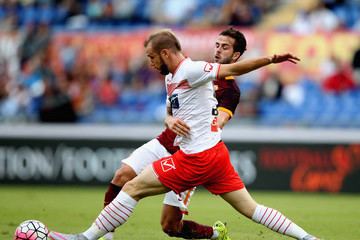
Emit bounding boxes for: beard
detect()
[217,55,232,64]
[158,56,170,75]
[160,63,170,75]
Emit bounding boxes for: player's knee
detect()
[111,165,137,186]
[122,179,145,200]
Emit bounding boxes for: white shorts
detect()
[163,187,196,215]
[122,138,195,212]
[122,139,171,175]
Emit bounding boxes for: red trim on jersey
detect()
[177,79,190,89]
[167,79,191,96]
[167,83,177,96]
[216,64,221,80]
[173,57,188,76]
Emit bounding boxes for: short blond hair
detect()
[144,29,182,53]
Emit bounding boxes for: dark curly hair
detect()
[219,27,247,55]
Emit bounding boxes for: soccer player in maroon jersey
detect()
[49,29,318,240]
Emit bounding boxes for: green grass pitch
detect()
[1,185,359,239]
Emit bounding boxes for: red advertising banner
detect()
[50,28,360,80]
[258,144,360,192]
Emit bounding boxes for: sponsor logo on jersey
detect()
[169,94,179,109]
[211,117,219,132]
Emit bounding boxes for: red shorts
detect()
[152,141,244,195]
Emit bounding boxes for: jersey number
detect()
[211,117,218,132]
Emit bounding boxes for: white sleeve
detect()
[186,61,220,87]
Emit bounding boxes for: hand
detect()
[165,116,190,137]
[270,54,300,64]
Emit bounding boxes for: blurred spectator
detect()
[58,37,80,73]
[149,0,198,26]
[36,49,77,123]
[96,76,119,107]
[38,0,54,25]
[324,0,360,29]
[260,72,283,101]
[282,81,305,107]
[86,0,103,20]
[279,67,305,107]
[352,44,360,85]
[322,56,356,93]
[112,0,138,20]
[186,0,224,27]
[38,77,77,123]
[291,1,341,34]
[19,23,51,66]
[54,0,71,26]
[219,0,260,27]
[65,65,95,119]
[0,11,17,31]
[64,1,87,29]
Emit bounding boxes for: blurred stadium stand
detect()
[0,0,359,127]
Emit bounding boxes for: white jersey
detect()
[165,58,221,154]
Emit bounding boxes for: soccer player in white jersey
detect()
[49,29,319,240]
[100,27,245,240]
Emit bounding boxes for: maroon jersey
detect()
[213,76,241,117]
[157,76,240,154]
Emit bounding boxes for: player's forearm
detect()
[219,56,272,79]
[217,111,231,129]
[218,53,299,79]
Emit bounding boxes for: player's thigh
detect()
[220,188,258,218]
[122,139,171,175]
[123,165,170,200]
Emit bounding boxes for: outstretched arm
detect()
[218,53,300,79]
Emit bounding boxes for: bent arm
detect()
[217,110,231,129]
[218,54,300,79]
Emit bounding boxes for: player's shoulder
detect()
[216,76,235,81]
[185,58,216,68]
[214,76,240,91]
[225,76,235,80]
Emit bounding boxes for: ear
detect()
[160,49,170,58]
[232,52,241,62]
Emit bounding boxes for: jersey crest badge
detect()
[161,157,176,172]
[204,63,213,72]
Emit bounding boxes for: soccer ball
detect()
[14,220,49,240]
